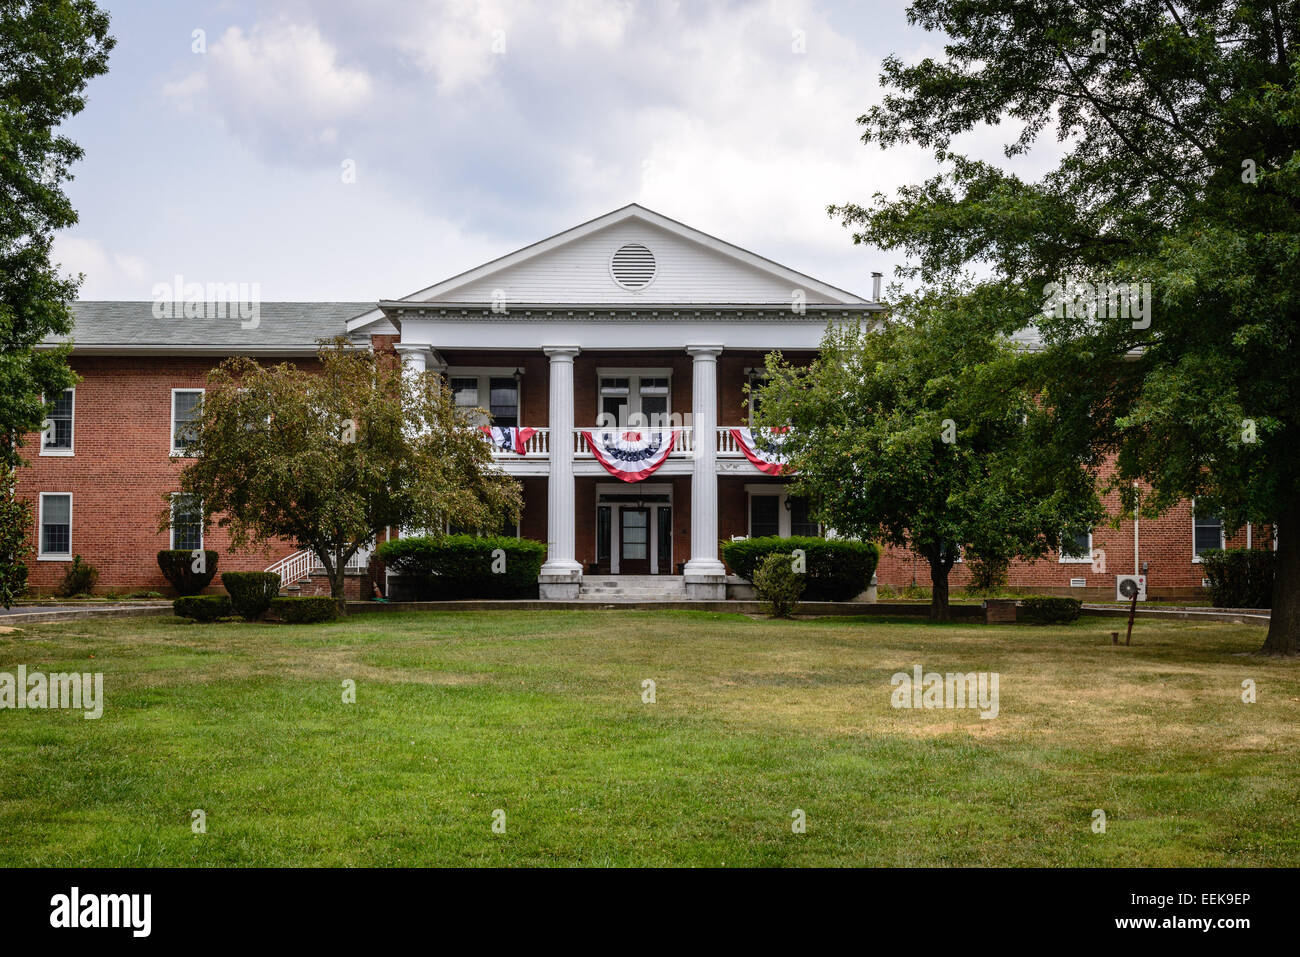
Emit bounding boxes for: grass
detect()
[0,609,1296,867]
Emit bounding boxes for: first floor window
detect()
[1194,508,1224,558]
[171,494,203,550]
[39,493,71,558]
[750,495,780,538]
[172,389,203,455]
[1060,529,1092,562]
[789,497,819,537]
[42,389,74,453]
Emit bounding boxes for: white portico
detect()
[347,204,881,598]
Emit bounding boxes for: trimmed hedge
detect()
[1019,596,1082,624]
[222,571,281,621]
[376,535,546,600]
[721,536,880,602]
[1199,548,1275,608]
[158,549,218,596]
[173,594,232,622]
[269,596,340,624]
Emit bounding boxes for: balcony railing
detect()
[486,427,749,459]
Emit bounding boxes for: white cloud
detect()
[53,237,150,298]
[163,19,372,157]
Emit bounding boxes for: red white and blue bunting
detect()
[582,429,676,482]
[730,427,791,475]
[480,425,537,455]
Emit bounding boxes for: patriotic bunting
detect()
[480,425,538,455]
[730,427,791,475]
[582,429,676,482]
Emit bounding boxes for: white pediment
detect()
[406,205,865,307]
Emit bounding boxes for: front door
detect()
[620,508,650,575]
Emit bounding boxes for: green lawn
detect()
[0,610,1295,866]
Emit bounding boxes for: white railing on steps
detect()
[265,547,373,587]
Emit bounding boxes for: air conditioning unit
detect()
[1115,574,1147,602]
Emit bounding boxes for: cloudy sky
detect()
[55,0,1060,302]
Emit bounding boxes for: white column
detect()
[684,345,726,594]
[395,343,432,381]
[539,346,582,595]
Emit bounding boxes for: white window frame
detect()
[170,388,205,457]
[40,388,75,457]
[169,493,204,550]
[446,367,520,427]
[1059,530,1094,564]
[596,368,673,428]
[1191,501,1225,563]
[37,491,73,561]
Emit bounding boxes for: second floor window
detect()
[172,389,203,455]
[598,371,671,428]
[449,373,518,428]
[42,389,74,454]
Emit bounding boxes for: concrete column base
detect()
[684,575,728,601]
[539,569,582,600]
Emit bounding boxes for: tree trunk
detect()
[1261,500,1298,655]
[928,555,952,621]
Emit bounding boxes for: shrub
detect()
[157,549,218,596]
[1199,548,1275,608]
[1019,596,1082,624]
[721,536,879,601]
[173,594,232,622]
[376,535,546,599]
[222,571,282,621]
[269,596,340,624]
[57,555,99,597]
[965,554,1009,595]
[0,474,32,608]
[752,551,806,618]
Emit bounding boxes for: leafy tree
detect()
[835,1,1300,653]
[171,340,522,607]
[1,1,113,468]
[0,463,33,607]
[753,290,1102,620]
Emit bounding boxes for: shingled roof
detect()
[46,302,375,354]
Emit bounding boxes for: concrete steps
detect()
[578,575,687,600]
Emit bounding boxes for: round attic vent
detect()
[610,243,656,290]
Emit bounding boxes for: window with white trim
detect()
[597,370,671,428]
[1193,505,1224,560]
[41,389,75,455]
[170,494,204,551]
[38,493,72,559]
[448,371,519,428]
[1059,529,1093,563]
[171,389,204,455]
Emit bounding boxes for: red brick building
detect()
[15,206,1265,600]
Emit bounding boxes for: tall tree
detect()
[752,289,1102,620]
[836,0,1300,652]
[172,341,522,606]
[0,0,113,468]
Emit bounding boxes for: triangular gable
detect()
[349,204,867,333]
